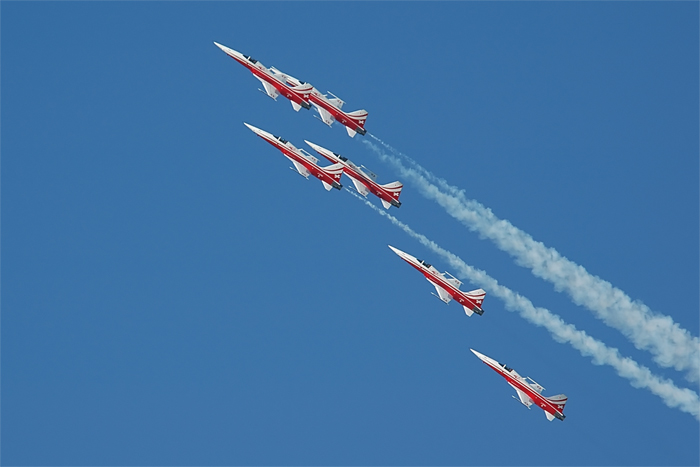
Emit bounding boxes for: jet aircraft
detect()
[470,348,568,421]
[271,68,368,137]
[305,141,402,209]
[244,123,344,191]
[214,42,312,112]
[388,245,485,316]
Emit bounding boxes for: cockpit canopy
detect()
[274,135,288,144]
[418,259,432,269]
[243,55,258,64]
[334,153,348,162]
[499,362,513,372]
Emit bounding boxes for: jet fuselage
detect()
[305,141,401,208]
[244,123,342,190]
[471,349,566,421]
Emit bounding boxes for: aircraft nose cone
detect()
[243,122,260,133]
[214,42,244,59]
[388,245,404,256]
[304,140,322,152]
[470,348,487,361]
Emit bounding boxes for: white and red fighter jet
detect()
[270,68,368,137]
[388,246,485,316]
[305,141,402,209]
[470,348,568,421]
[244,123,344,191]
[214,42,312,112]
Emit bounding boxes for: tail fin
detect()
[465,288,486,310]
[291,82,314,104]
[381,181,403,200]
[346,109,368,129]
[546,394,568,412]
[320,162,344,190]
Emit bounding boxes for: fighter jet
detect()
[244,123,344,191]
[388,245,485,316]
[470,348,568,421]
[271,68,368,137]
[305,141,402,209]
[214,42,312,112]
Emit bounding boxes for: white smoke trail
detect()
[346,188,700,420]
[362,136,700,382]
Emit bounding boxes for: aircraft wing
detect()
[327,97,344,109]
[256,77,279,100]
[299,149,319,165]
[511,385,534,408]
[443,276,462,288]
[290,160,310,178]
[347,175,370,196]
[432,283,452,304]
[316,105,335,126]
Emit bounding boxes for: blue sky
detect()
[2,2,698,465]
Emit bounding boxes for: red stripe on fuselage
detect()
[337,165,396,205]
[225,53,310,106]
[259,136,341,187]
[493,365,563,418]
[309,94,365,131]
[400,257,481,310]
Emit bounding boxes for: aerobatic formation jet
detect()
[244,123,344,191]
[271,68,368,137]
[214,42,312,112]
[388,246,485,316]
[305,141,402,209]
[470,349,568,421]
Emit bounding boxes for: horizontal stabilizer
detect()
[463,306,473,317]
[291,101,301,112]
[346,126,357,138]
[322,181,333,191]
[381,199,391,209]
[545,412,556,422]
